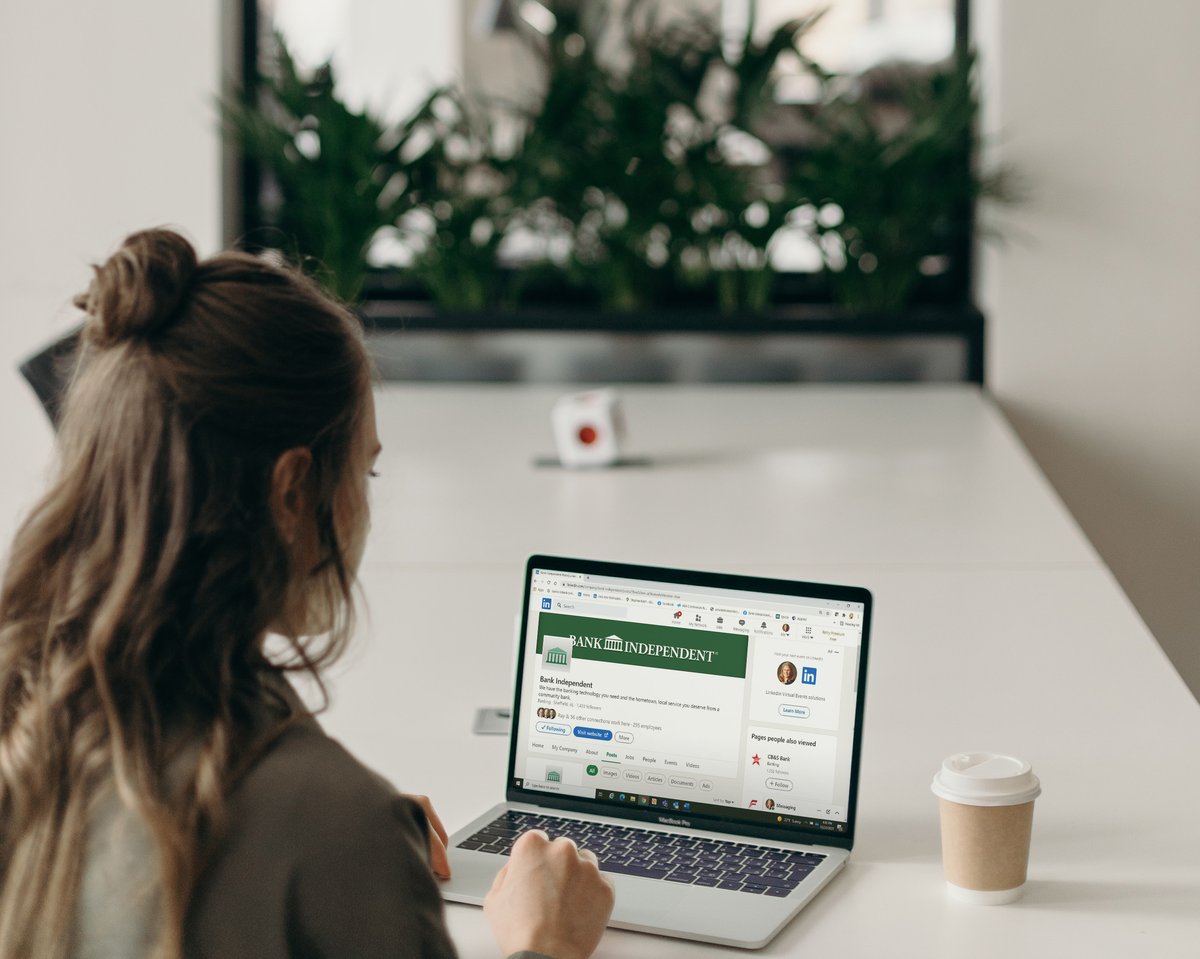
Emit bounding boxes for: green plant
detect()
[226,6,1006,315]
[393,88,516,311]
[507,0,820,311]
[787,51,1006,312]
[222,35,409,302]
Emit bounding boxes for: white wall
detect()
[0,1,223,543]
[977,1,1200,698]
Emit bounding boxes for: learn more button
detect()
[778,704,811,719]
[573,726,613,741]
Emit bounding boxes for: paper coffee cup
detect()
[931,753,1041,904]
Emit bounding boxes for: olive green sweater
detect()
[76,704,552,959]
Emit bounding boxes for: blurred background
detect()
[0,1,1197,698]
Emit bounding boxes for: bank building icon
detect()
[542,635,573,671]
[603,634,623,651]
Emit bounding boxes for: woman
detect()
[0,230,612,959]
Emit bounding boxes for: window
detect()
[234,1,982,383]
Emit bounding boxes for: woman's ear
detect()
[269,447,314,545]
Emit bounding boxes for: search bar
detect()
[554,601,628,619]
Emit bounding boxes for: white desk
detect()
[323,384,1199,958]
[4,382,1197,955]
[363,384,1097,570]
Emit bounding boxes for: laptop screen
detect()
[507,556,871,846]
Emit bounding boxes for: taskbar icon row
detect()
[512,778,846,833]
[598,789,694,813]
[594,789,845,832]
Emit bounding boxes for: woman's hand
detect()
[404,793,451,879]
[484,829,615,959]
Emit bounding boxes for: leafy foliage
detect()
[787,51,1004,311]
[224,3,1001,313]
[222,37,411,302]
[506,0,821,309]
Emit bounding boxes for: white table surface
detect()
[313,384,1198,958]
[4,381,1197,955]
[362,384,1099,571]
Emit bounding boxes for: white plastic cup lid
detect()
[931,752,1041,807]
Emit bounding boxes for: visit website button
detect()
[573,726,613,741]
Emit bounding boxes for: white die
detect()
[551,389,624,468]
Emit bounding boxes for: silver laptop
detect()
[442,555,871,949]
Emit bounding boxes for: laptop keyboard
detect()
[456,810,826,897]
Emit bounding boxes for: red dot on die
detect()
[578,425,598,445]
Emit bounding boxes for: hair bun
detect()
[75,228,199,346]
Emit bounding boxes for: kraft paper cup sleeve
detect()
[938,797,1035,901]
[932,752,1040,904]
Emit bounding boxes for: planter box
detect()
[358,301,985,386]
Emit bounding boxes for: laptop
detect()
[441,555,871,949]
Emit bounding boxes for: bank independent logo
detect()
[571,632,718,665]
[542,635,574,671]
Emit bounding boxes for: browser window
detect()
[516,567,865,834]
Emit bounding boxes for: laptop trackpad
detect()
[608,873,794,947]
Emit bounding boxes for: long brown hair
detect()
[0,229,371,957]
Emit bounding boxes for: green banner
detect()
[536,612,748,679]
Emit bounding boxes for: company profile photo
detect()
[777,660,798,685]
